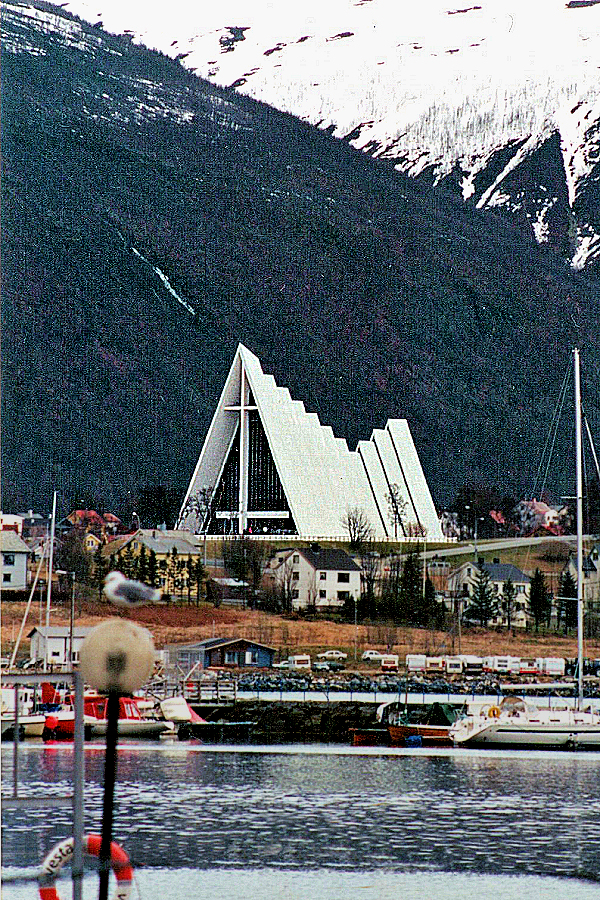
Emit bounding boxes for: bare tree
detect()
[341,507,374,553]
[359,536,379,620]
[178,486,213,533]
[386,484,407,539]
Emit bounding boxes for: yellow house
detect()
[102,529,203,600]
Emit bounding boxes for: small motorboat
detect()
[387,702,461,746]
[43,693,174,740]
[1,686,46,739]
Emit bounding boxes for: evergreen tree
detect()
[399,546,423,625]
[167,547,180,600]
[137,544,149,585]
[529,568,551,632]
[91,546,108,600]
[465,567,497,627]
[378,552,402,621]
[147,549,159,589]
[502,577,516,631]
[558,570,578,633]
[422,576,444,629]
[120,543,136,579]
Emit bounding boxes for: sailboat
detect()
[450,348,600,749]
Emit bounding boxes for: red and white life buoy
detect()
[39,833,133,900]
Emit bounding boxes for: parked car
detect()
[361,650,384,661]
[326,661,345,672]
[272,660,290,669]
[312,661,331,672]
[317,650,348,660]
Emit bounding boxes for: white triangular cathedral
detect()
[178,344,443,541]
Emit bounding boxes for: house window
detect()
[51,650,61,658]
[319,571,326,580]
[337,591,350,601]
[3,554,15,566]
[319,590,326,598]
[292,571,299,580]
[133,542,138,550]
[337,572,350,583]
[291,589,299,599]
[293,555,299,563]
[467,568,471,577]
[225,651,237,664]
[3,574,11,583]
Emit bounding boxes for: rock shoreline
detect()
[206,700,382,744]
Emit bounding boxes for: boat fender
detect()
[488,706,500,719]
[38,833,133,900]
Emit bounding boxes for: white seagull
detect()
[103,571,162,607]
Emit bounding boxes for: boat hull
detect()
[453,722,600,749]
[388,723,453,746]
[2,714,46,739]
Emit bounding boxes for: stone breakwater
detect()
[209,700,382,743]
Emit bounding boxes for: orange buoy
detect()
[39,833,133,900]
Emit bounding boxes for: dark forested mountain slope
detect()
[2,1,599,515]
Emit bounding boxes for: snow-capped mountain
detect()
[60,0,600,270]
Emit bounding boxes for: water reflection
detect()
[2,744,600,883]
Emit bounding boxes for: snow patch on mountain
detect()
[56,0,600,267]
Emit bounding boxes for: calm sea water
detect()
[3,741,600,899]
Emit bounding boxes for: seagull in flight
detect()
[103,571,162,607]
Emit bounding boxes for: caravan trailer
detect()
[406,654,427,673]
[445,657,463,675]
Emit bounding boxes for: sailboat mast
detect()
[574,348,584,708]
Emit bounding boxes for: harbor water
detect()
[3,741,600,898]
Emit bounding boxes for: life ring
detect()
[488,706,501,719]
[39,833,133,900]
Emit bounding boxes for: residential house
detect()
[83,532,103,554]
[446,558,531,628]
[102,529,203,599]
[514,499,569,536]
[1,531,32,593]
[265,546,362,611]
[164,637,275,670]
[1,513,24,535]
[27,625,94,667]
[66,510,121,538]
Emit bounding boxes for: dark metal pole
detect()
[98,690,120,900]
[72,671,85,900]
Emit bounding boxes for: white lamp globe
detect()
[79,619,155,694]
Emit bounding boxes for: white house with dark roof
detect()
[177,344,443,542]
[1,531,31,592]
[27,626,94,667]
[447,559,531,628]
[265,546,362,610]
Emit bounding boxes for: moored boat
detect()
[387,702,460,746]
[43,693,174,740]
[449,695,600,749]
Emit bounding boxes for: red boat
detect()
[43,693,174,740]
